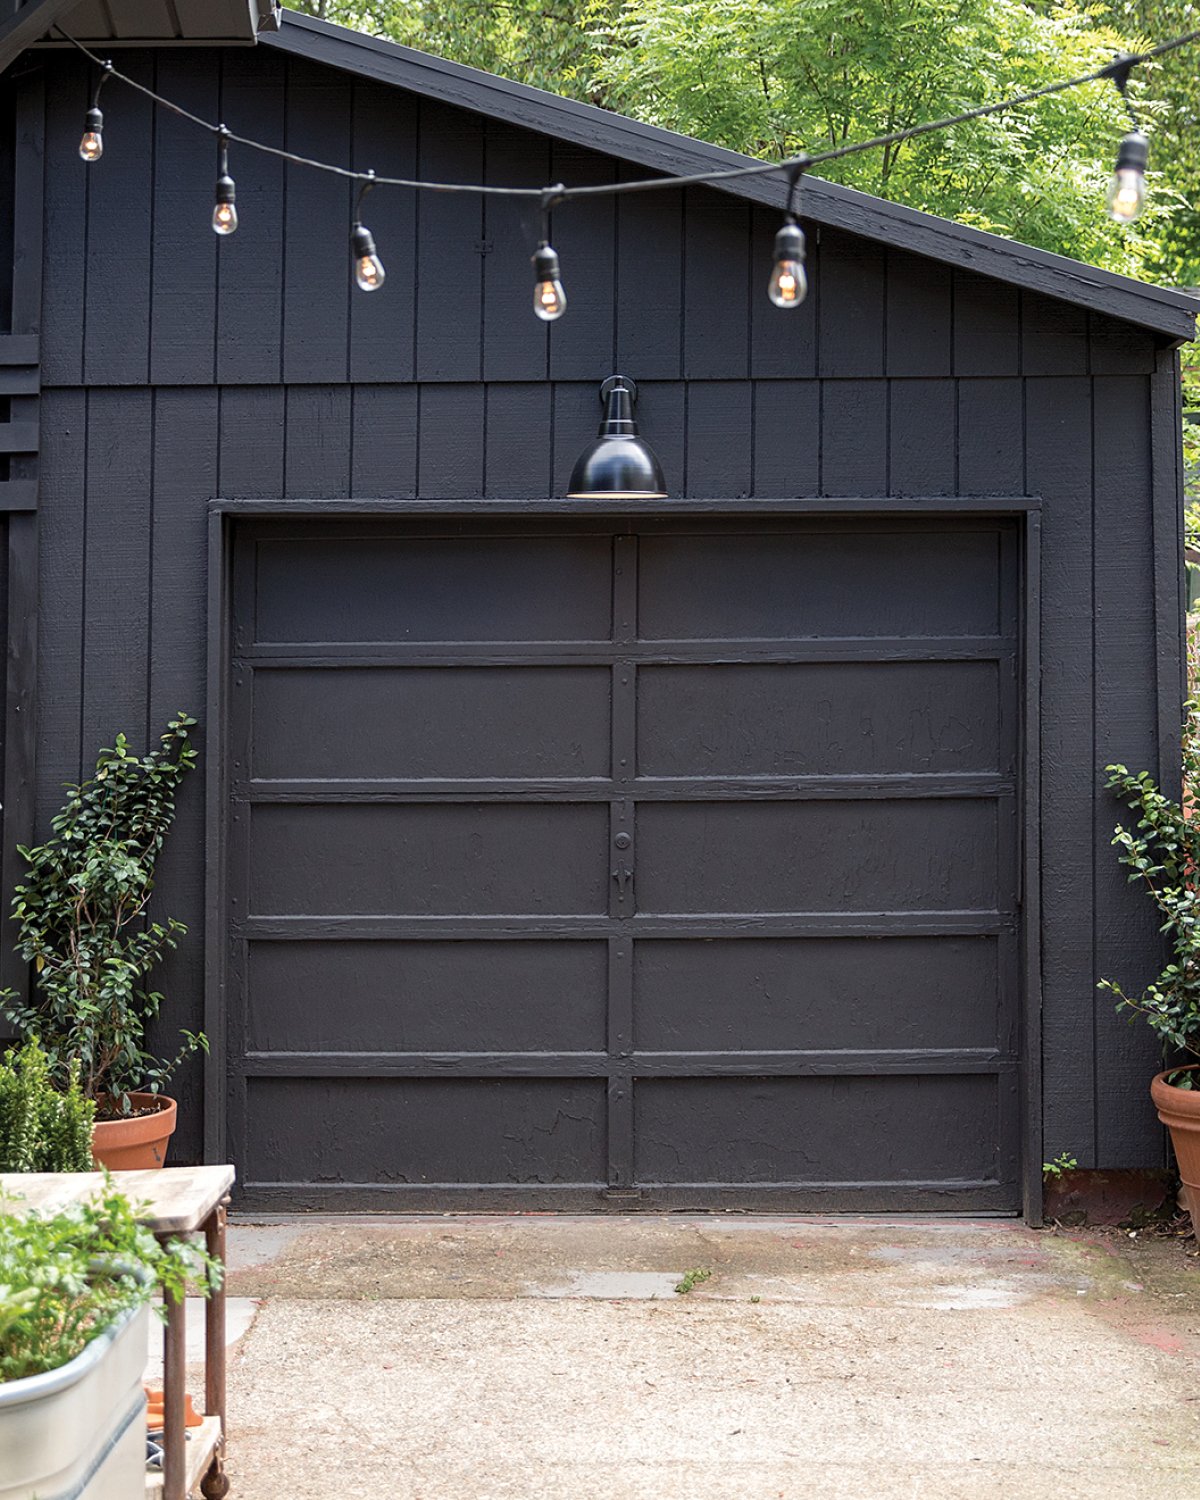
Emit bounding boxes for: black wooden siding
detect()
[26,45,1179,1172]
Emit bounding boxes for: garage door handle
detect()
[612,861,634,897]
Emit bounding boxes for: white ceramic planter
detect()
[0,1298,148,1500]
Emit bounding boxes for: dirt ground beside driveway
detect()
[212,1216,1200,1499]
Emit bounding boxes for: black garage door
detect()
[227,515,1021,1212]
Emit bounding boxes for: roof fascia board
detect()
[265,10,1198,343]
[0,0,81,75]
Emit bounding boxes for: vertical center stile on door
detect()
[606,531,639,1194]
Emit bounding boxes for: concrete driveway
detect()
[210,1215,1200,1499]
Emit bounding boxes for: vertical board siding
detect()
[83,55,155,385]
[485,382,552,499]
[888,379,955,495]
[282,57,352,384]
[548,141,617,382]
[682,188,750,380]
[1026,375,1097,1163]
[35,390,85,825]
[349,79,418,384]
[284,385,352,497]
[481,122,550,384]
[886,251,952,377]
[957,379,1024,495]
[40,57,88,386]
[817,229,885,378]
[952,271,1019,377]
[150,52,219,385]
[752,381,820,496]
[80,388,153,753]
[147,388,219,1165]
[215,47,286,384]
[1092,374,1165,1167]
[615,168,683,380]
[415,99,484,381]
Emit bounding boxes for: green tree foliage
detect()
[292,0,1181,276]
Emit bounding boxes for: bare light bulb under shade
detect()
[768,217,808,308]
[1106,167,1145,223]
[534,277,566,321]
[212,201,238,235]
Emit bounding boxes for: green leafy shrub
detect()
[1101,685,1200,1085]
[0,715,204,1116]
[0,1182,220,1382]
[0,1040,94,1171]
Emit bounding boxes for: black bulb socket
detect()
[215,172,236,207]
[84,106,104,136]
[533,243,561,282]
[773,218,806,265]
[350,222,377,259]
[1115,130,1149,174]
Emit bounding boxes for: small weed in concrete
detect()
[675,1268,712,1295]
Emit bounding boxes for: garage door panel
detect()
[633,937,1000,1051]
[637,661,1004,777]
[637,531,1003,640]
[244,1078,607,1185]
[249,803,609,916]
[252,535,613,644]
[635,800,1000,915]
[633,1075,1002,1184]
[248,940,609,1052]
[252,666,612,780]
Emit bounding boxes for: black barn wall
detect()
[25,44,1181,1172]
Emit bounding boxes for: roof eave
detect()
[264,8,1198,344]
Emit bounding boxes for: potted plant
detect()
[1,714,204,1169]
[0,1040,95,1172]
[0,1182,218,1500]
[1102,687,1200,1225]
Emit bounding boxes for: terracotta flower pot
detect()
[91,1094,177,1171]
[1151,1068,1200,1226]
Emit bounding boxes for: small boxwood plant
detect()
[0,1040,94,1171]
[0,714,204,1117]
[0,1183,220,1382]
[1101,686,1200,1086]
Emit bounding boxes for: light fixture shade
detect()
[567,376,667,499]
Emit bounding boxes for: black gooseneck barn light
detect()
[567,376,667,500]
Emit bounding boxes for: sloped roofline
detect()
[264,8,1198,343]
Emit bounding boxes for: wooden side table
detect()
[0,1165,237,1500]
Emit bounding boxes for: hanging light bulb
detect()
[532,242,566,321]
[1106,129,1148,223]
[768,218,807,307]
[349,173,385,291]
[78,106,104,162]
[212,129,238,235]
[768,156,811,308]
[350,222,385,291]
[78,62,113,164]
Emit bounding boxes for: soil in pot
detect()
[1151,1067,1200,1227]
[91,1093,177,1171]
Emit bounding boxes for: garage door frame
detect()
[203,495,1044,1221]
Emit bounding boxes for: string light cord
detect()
[52,22,1200,203]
